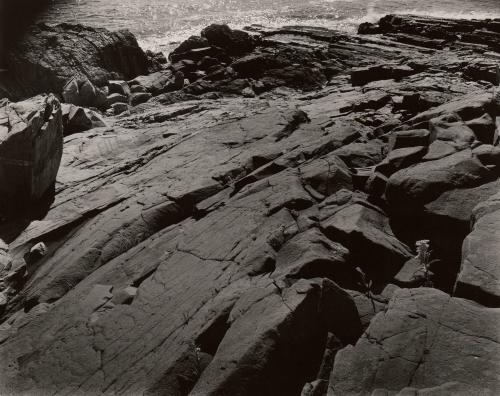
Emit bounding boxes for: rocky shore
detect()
[0,14,499,395]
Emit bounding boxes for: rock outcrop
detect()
[0,94,63,212]
[0,13,498,396]
[330,288,500,395]
[0,23,154,101]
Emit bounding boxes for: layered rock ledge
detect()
[0,14,499,396]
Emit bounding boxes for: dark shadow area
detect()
[0,183,55,243]
[0,0,51,67]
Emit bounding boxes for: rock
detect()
[130,85,147,94]
[112,286,138,305]
[170,35,210,60]
[0,94,63,211]
[25,242,48,276]
[386,149,492,207]
[377,146,427,176]
[130,92,152,106]
[408,92,495,125]
[463,60,500,85]
[466,113,496,144]
[174,71,186,90]
[332,140,386,168]
[272,228,355,287]
[241,87,255,98]
[388,129,430,151]
[0,292,7,314]
[107,93,129,107]
[393,257,429,287]
[429,120,476,149]
[455,190,500,306]
[61,77,80,105]
[299,154,353,197]
[62,77,107,109]
[0,15,499,395]
[170,46,227,64]
[422,140,457,161]
[321,203,412,282]
[85,109,107,129]
[329,288,500,395]
[61,104,93,135]
[108,80,131,97]
[111,102,129,115]
[351,64,415,86]
[365,172,388,197]
[358,22,381,35]
[231,53,283,78]
[191,279,361,395]
[421,181,500,290]
[1,23,152,101]
[201,24,256,56]
[473,144,500,169]
[129,70,173,95]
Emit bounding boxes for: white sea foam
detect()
[40,0,500,53]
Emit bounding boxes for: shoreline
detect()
[0,13,499,395]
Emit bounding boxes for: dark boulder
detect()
[201,24,257,56]
[0,23,153,101]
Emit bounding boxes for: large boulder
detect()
[455,190,500,306]
[321,202,412,282]
[201,24,256,56]
[0,23,153,101]
[386,149,492,207]
[329,288,500,395]
[0,94,63,210]
[191,279,361,396]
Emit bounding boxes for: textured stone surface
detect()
[0,13,499,396]
[0,94,63,209]
[0,23,153,101]
[455,191,500,306]
[329,288,500,395]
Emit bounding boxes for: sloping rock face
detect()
[330,288,500,395]
[0,14,499,396]
[0,23,153,101]
[455,191,500,306]
[0,94,63,211]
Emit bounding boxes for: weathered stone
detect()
[386,149,492,206]
[0,94,63,210]
[351,64,415,86]
[455,190,500,306]
[111,102,129,115]
[201,24,256,56]
[329,288,500,395]
[108,80,131,97]
[0,23,153,101]
[388,129,430,151]
[61,104,93,135]
[321,203,412,282]
[191,279,361,395]
[107,93,129,107]
[130,92,152,106]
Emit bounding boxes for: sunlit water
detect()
[40,0,500,53]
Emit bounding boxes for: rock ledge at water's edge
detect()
[0,14,499,395]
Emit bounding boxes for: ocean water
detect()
[40,0,500,52]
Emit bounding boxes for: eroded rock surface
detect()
[0,13,498,396]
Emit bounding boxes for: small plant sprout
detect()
[415,239,434,287]
[194,344,202,375]
[355,267,376,312]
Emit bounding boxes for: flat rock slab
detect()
[329,288,500,395]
